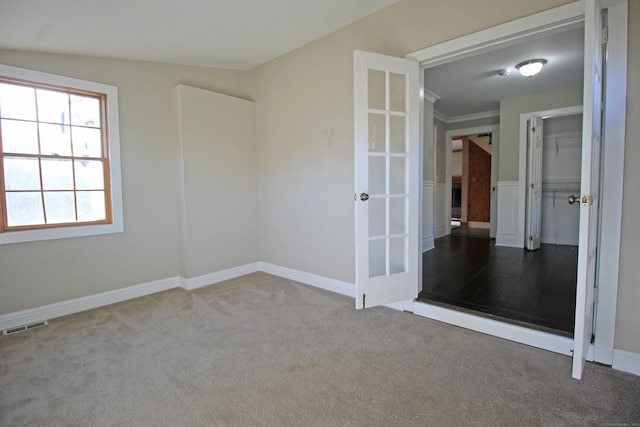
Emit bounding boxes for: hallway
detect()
[419,230,577,336]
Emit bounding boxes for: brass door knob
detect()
[568,194,578,205]
[360,193,369,201]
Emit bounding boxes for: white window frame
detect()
[0,64,123,244]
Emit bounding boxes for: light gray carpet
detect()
[1,272,638,426]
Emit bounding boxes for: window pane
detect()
[3,157,41,190]
[72,126,102,158]
[0,83,37,121]
[44,191,76,224]
[1,119,39,154]
[77,191,106,221]
[70,95,101,127]
[75,160,104,190]
[6,192,44,226]
[36,88,70,125]
[41,158,74,190]
[39,123,72,156]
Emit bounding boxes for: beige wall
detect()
[498,87,583,181]
[174,85,259,278]
[248,0,572,283]
[615,0,640,354]
[0,50,248,313]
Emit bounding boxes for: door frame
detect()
[443,125,500,237]
[406,0,627,364]
[519,106,583,249]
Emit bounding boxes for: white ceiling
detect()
[0,0,399,70]
[425,26,585,119]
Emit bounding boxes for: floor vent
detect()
[3,320,48,336]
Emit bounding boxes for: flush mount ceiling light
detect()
[516,59,547,77]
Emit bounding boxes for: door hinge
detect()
[581,195,593,206]
[531,126,536,133]
[594,287,599,303]
[362,293,366,309]
[602,26,608,44]
[529,235,533,241]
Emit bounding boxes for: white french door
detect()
[354,50,420,309]
[572,0,603,380]
[525,117,544,251]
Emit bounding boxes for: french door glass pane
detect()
[368,113,386,153]
[368,156,386,195]
[1,119,39,154]
[389,197,405,235]
[389,115,406,153]
[369,239,386,278]
[389,72,406,112]
[5,192,44,226]
[389,157,406,194]
[389,237,407,274]
[368,198,385,237]
[368,70,386,110]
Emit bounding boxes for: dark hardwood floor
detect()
[418,228,578,336]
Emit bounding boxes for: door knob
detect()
[360,193,369,201]
[568,194,578,205]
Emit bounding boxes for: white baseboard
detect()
[495,233,522,248]
[434,224,447,238]
[468,221,490,230]
[0,277,180,331]
[180,263,261,291]
[422,235,435,252]
[0,262,355,332]
[258,262,355,298]
[612,349,640,376]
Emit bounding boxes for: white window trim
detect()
[0,64,123,244]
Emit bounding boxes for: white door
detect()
[354,50,420,309]
[525,118,544,250]
[572,0,603,380]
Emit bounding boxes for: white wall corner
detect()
[612,350,640,377]
[258,262,355,298]
[180,262,261,291]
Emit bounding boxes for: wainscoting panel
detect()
[423,181,435,251]
[496,181,521,247]
[434,183,448,238]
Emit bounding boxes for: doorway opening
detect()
[420,110,584,336]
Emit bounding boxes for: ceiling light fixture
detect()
[516,59,547,77]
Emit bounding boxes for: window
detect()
[0,64,123,244]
